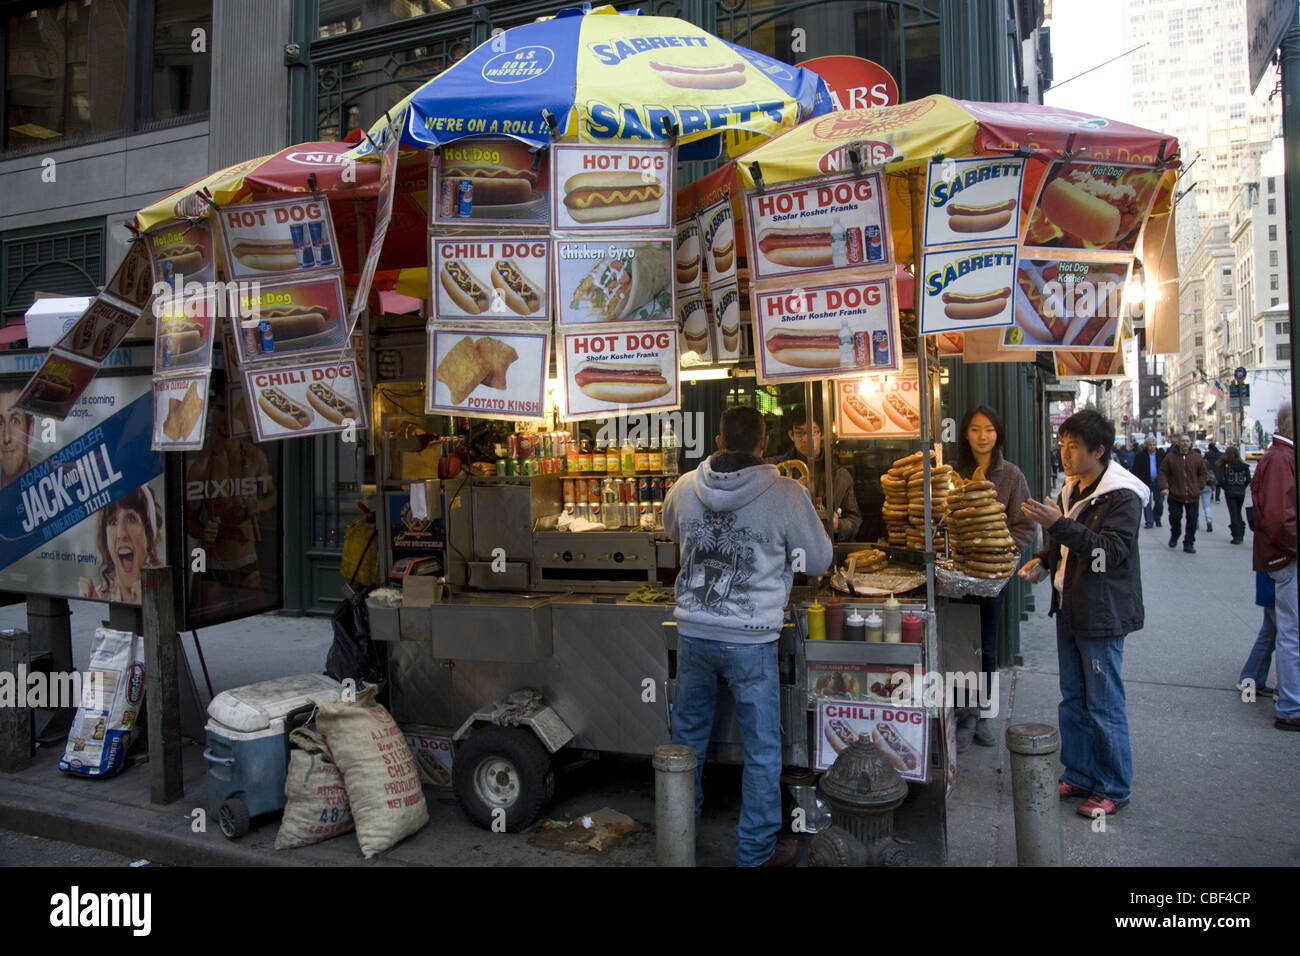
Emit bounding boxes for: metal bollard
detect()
[1005,723,1065,866]
[0,629,33,773]
[653,744,697,867]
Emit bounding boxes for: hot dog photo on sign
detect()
[918,244,1018,336]
[428,328,548,421]
[709,280,742,360]
[1023,161,1162,254]
[551,144,673,232]
[247,359,366,441]
[153,293,216,373]
[745,172,890,281]
[561,326,680,421]
[55,296,139,364]
[835,374,921,439]
[1005,257,1131,351]
[677,288,712,361]
[435,137,551,224]
[699,199,737,284]
[923,156,1025,248]
[228,276,349,364]
[217,198,340,281]
[753,276,897,383]
[431,236,549,322]
[147,219,215,290]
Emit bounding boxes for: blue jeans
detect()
[1238,608,1276,688]
[672,635,782,867]
[1143,486,1163,526]
[1271,561,1300,720]
[1200,485,1213,524]
[1056,621,1133,802]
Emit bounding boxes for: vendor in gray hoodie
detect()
[664,405,833,867]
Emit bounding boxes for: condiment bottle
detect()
[844,609,866,642]
[635,441,651,475]
[902,611,923,644]
[864,610,884,642]
[824,598,844,641]
[883,594,902,643]
[807,598,826,641]
[649,437,664,474]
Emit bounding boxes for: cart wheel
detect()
[218,798,250,839]
[453,725,554,832]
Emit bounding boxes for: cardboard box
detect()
[24,297,92,348]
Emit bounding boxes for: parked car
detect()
[1244,444,1265,461]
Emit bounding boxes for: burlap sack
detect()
[275,727,354,850]
[312,685,428,858]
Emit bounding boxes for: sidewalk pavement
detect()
[2,492,1297,865]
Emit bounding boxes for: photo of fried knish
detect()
[163,381,203,440]
[158,242,204,273]
[258,305,331,339]
[435,336,520,404]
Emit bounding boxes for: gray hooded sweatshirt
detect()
[664,452,833,644]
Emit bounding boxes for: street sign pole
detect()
[1280,11,1300,501]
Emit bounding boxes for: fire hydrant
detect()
[808,736,909,867]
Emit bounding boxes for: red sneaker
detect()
[1078,796,1128,816]
[1058,782,1089,798]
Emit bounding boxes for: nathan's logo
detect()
[282,151,350,166]
[590,35,710,66]
[818,141,892,174]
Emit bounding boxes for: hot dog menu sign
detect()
[816,698,928,780]
[835,375,920,440]
[918,244,1019,336]
[432,237,550,324]
[752,276,897,383]
[428,327,549,422]
[550,144,674,233]
[216,198,341,281]
[559,326,680,421]
[743,172,890,281]
[245,359,367,442]
[922,157,1025,248]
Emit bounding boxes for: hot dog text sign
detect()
[551,144,674,232]
[560,326,680,421]
[922,157,1025,248]
[753,276,897,383]
[744,172,890,281]
[918,244,1019,335]
[431,237,550,323]
[217,198,341,281]
[817,698,928,780]
[246,359,367,441]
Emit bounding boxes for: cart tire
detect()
[454,725,553,832]
[218,798,250,839]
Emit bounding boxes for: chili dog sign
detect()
[559,325,680,422]
[922,157,1024,248]
[744,172,889,281]
[816,698,928,780]
[918,244,1018,335]
[835,373,920,439]
[245,358,366,442]
[431,237,550,323]
[752,275,897,383]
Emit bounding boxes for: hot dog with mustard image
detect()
[440,259,491,315]
[941,286,1012,320]
[946,198,1016,233]
[258,387,312,430]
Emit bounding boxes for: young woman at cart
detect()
[952,405,1037,749]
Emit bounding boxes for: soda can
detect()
[662,477,674,496]
[864,224,883,262]
[457,178,474,217]
[240,320,260,355]
[650,478,663,501]
[508,433,520,459]
[290,224,315,268]
[853,330,871,367]
[259,320,275,353]
[309,221,334,267]
[439,178,456,217]
[872,329,890,366]
[495,459,507,476]
[506,458,518,476]
[846,227,864,264]
[638,478,652,503]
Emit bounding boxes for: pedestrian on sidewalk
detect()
[1158,434,1208,550]
[1018,410,1148,818]
[664,405,833,866]
[1237,571,1277,699]
[1127,435,1164,528]
[1205,441,1223,501]
[1218,445,1251,544]
[1249,404,1298,732]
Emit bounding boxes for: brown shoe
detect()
[758,835,799,867]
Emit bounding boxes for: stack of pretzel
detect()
[879,451,949,551]
[946,475,1016,578]
[845,547,889,575]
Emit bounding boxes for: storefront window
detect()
[4,0,128,149]
[151,0,213,122]
[319,0,469,38]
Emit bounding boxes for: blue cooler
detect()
[203,674,342,839]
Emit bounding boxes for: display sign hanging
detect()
[431,235,550,324]
[427,326,550,422]
[245,357,367,441]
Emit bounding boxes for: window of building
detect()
[1268,177,1276,193]
[1269,225,1278,241]
[1268,198,1276,215]
[1279,321,1288,335]
[1,223,104,321]
[1279,344,1290,362]
[3,0,212,151]
[1195,334,1203,346]
[1270,250,1278,267]
[1273,297,1280,306]
[1259,346,1264,362]
[1271,274,1279,290]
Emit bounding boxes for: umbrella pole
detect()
[907,169,938,689]
[354,198,368,309]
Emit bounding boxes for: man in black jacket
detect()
[1020,410,1149,819]
[1126,435,1164,528]
[772,404,862,541]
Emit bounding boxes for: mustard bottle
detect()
[807,598,826,641]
